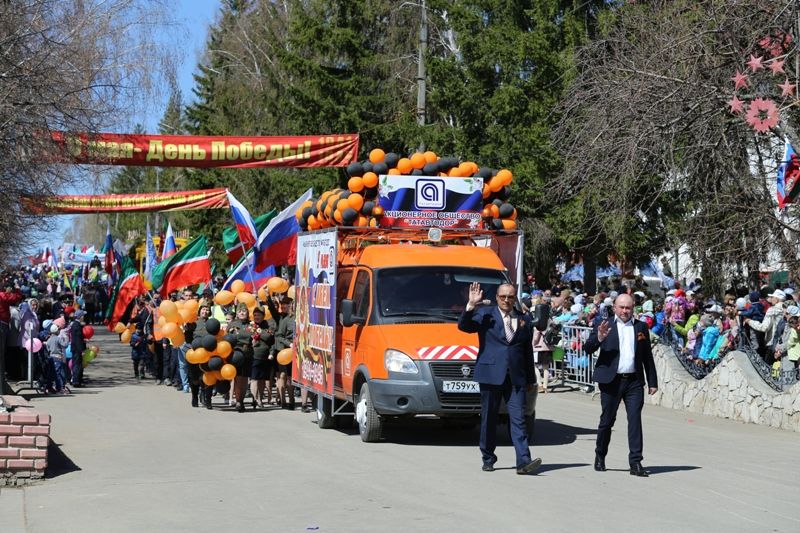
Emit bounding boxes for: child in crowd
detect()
[130,324,149,379]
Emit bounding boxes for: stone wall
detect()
[647,345,800,432]
[0,395,50,485]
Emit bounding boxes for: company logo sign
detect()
[415,179,445,210]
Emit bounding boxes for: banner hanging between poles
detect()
[49,132,359,169]
[23,188,230,214]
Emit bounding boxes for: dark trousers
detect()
[153,342,164,380]
[190,384,213,406]
[71,353,84,385]
[479,375,531,467]
[596,375,645,465]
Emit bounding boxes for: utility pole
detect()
[417,0,428,151]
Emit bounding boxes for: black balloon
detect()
[346,162,363,177]
[478,167,493,179]
[491,218,504,230]
[422,163,438,175]
[363,187,378,200]
[191,337,203,350]
[230,350,245,368]
[361,201,375,215]
[202,335,217,352]
[223,334,237,345]
[384,152,399,168]
[311,205,319,217]
[411,169,423,176]
[492,198,504,207]
[373,162,389,175]
[301,206,313,221]
[342,208,358,224]
[205,318,221,336]
[361,161,374,173]
[199,363,210,373]
[498,186,511,200]
[208,356,224,371]
[499,203,514,218]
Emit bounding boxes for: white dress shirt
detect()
[616,317,636,373]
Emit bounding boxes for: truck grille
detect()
[428,362,480,411]
[429,361,475,379]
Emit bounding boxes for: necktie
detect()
[504,314,514,342]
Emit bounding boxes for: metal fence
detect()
[553,325,596,393]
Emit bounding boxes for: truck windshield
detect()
[377,267,509,321]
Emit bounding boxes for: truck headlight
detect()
[384,349,419,374]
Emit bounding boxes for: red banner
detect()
[48,132,359,168]
[22,188,230,214]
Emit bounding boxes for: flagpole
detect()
[237,241,260,293]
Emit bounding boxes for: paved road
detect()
[1,329,798,533]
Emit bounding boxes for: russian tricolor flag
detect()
[226,190,259,251]
[777,138,800,209]
[255,188,313,271]
[162,222,177,260]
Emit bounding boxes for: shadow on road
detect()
[530,418,597,447]
[46,440,81,478]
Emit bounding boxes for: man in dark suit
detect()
[458,282,542,475]
[583,293,658,477]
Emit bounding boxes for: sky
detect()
[34,0,220,257]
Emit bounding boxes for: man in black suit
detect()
[583,293,658,477]
[458,282,542,475]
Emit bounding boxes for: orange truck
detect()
[293,226,543,442]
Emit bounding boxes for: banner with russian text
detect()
[49,132,359,169]
[22,188,230,214]
[294,230,337,397]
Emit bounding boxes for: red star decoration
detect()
[745,98,779,133]
[747,54,764,72]
[727,95,744,114]
[779,79,796,97]
[731,70,749,91]
[768,58,785,75]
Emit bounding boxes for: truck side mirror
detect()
[340,299,364,327]
[532,304,550,332]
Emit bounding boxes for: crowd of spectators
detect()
[520,274,800,384]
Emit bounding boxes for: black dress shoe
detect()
[516,457,542,475]
[594,456,606,472]
[630,462,649,477]
[482,462,495,472]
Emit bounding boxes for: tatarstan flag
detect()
[107,257,146,330]
[151,235,212,298]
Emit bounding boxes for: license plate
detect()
[442,380,479,393]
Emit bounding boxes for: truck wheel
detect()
[356,382,383,442]
[316,396,335,429]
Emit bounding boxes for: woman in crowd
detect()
[249,306,275,409]
[226,303,254,412]
[274,294,297,409]
[187,303,213,409]
[531,293,554,393]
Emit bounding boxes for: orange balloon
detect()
[448,166,464,177]
[482,184,492,199]
[236,292,256,306]
[372,205,384,217]
[396,157,413,174]
[154,326,164,341]
[220,363,237,380]
[157,315,167,326]
[194,347,210,364]
[169,330,185,346]
[159,300,178,321]
[202,372,218,386]
[113,322,126,334]
[278,279,290,293]
[230,279,245,295]
[348,176,364,192]
[267,277,285,294]
[362,172,378,188]
[333,209,344,224]
[184,299,199,313]
[387,168,401,175]
[257,287,268,302]
[214,290,235,305]
[216,340,232,358]
[423,151,438,163]
[295,206,305,222]
[175,300,185,310]
[509,208,517,220]
[356,215,368,227]
[458,162,474,176]
[496,169,513,186]
[161,322,178,339]
[410,152,426,169]
[501,219,517,230]
[120,330,132,344]
[277,348,293,366]
[348,193,364,212]
[369,217,379,227]
[369,148,385,163]
[179,308,196,324]
[489,176,504,193]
